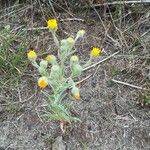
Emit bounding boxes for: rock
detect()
[52,136,66,150]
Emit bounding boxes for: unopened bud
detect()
[77,30,85,38]
[71,86,80,100]
[45,55,57,65]
[70,55,79,64]
[67,37,75,46]
[60,37,75,53]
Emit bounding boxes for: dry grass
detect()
[0,0,150,150]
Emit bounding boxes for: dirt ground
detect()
[0,1,150,150]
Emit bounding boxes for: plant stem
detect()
[32,61,39,68]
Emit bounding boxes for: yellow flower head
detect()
[47,19,58,32]
[45,54,56,65]
[27,50,37,61]
[91,47,101,58]
[71,86,80,100]
[38,77,48,89]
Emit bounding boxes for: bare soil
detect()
[0,1,150,150]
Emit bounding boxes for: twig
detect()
[17,86,22,102]
[85,1,150,8]
[111,79,148,90]
[83,51,120,71]
[60,18,84,22]
[35,107,44,124]
[141,29,150,37]
[0,94,35,106]
[91,4,122,48]
[76,74,92,85]
[23,27,48,31]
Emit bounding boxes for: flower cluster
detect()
[27,19,102,127]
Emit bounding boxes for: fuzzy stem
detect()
[52,32,59,47]
[52,32,60,57]
[32,61,39,68]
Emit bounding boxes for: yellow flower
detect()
[47,19,58,31]
[38,77,48,89]
[71,86,80,100]
[27,50,37,61]
[91,47,101,58]
[45,54,56,65]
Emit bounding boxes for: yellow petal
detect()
[47,19,58,31]
[71,86,80,100]
[27,50,37,60]
[38,77,48,89]
[91,47,101,58]
[74,92,80,100]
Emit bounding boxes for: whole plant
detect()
[27,19,101,131]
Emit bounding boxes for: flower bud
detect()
[77,30,85,38]
[70,55,79,64]
[40,60,48,69]
[45,54,57,65]
[60,37,75,53]
[71,86,80,100]
[27,50,37,61]
[67,37,75,51]
[67,37,75,46]
[38,77,48,89]
[47,19,58,32]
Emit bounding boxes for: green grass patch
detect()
[0,25,28,86]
